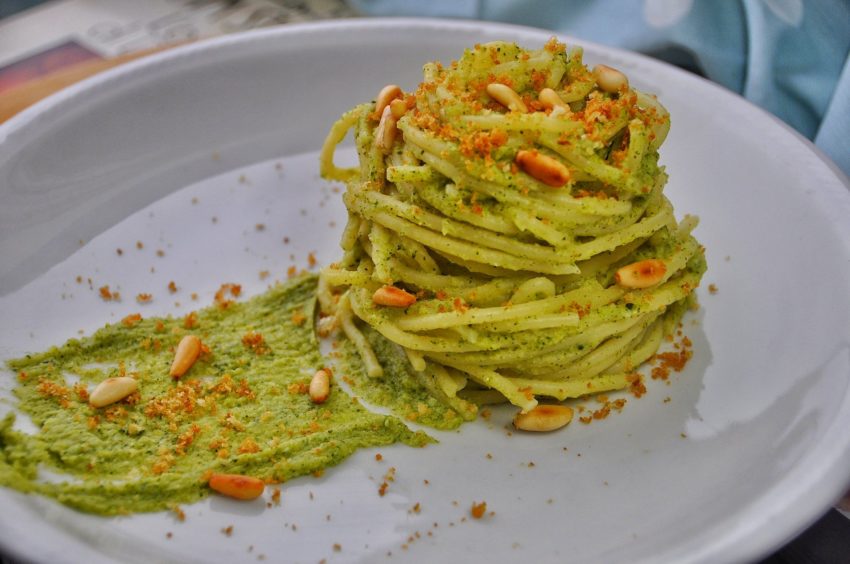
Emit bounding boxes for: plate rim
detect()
[1,17,850,564]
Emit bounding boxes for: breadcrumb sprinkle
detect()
[214,283,242,309]
[470,501,487,519]
[241,332,270,355]
[99,285,120,301]
[121,313,142,327]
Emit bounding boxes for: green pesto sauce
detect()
[0,275,431,516]
[334,326,476,431]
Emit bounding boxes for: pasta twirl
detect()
[318,39,706,417]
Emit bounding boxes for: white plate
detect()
[2,19,850,564]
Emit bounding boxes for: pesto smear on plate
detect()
[0,275,445,516]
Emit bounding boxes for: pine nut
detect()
[615,259,667,288]
[593,64,629,93]
[514,405,573,432]
[89,376,138,408]
[389,98,407,120]
[310,368,331,404]
[372,285,417,307]
[375,105,398,153]
[170,335,202,378]
[374,84,403,120]
[515,149,571,187]
[486,83,528,112]
[538,88,568,110]
[208,473,265,500]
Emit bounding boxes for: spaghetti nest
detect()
[318,39,706,416]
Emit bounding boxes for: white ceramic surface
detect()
[1,19,850,564]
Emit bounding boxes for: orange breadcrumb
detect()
[208,437,227,451]
[242,331,269,355]
[452,298,469,313]
[458,129,508,161]
[36,379,71,408]
[171,506,186,522]
[627,373,647,398]
[183,311,198,329]
[470,501,487,519]
[175,424,202,456]
[99,285,120,301]
[122,313,142,327]
[530,69,548,91]
[73,382,89,402]
[151,455,174,475]
[652,341,693,380]
[238,438,261,454]
[544,36,565,54]
[214,283,241,308]
[378,466,396,496]
[144,380,203,422]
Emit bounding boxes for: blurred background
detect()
[0,1,848,563]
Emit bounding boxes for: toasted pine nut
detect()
[170,335,202,378]
[593,64,629,93]
[372,285,417,307]
[538,88,568,110]
[389,98,407,119]
[208,473,265,500]
[89,376,138,408]
[514,405,573,432]
[375,106,398,153]
[374,84,403,120]
[615,259,667,289]
[515,150,571,187]
[310,369,331,404]
[486,83,527,113]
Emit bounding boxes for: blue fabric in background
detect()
[349,0,850,177]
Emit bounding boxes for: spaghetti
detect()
[318,39,706,417]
